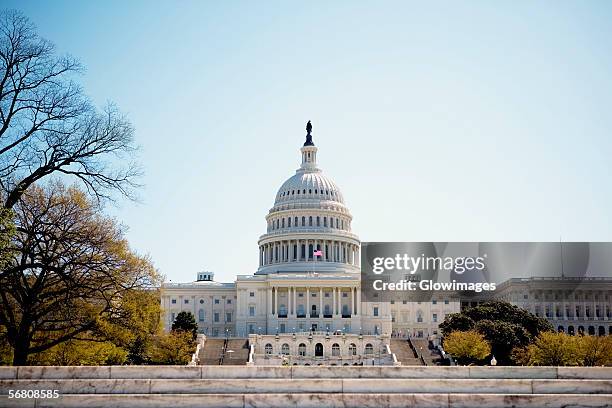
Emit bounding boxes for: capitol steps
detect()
[1,366,611,407]
[389,339,423,366]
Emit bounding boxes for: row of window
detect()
[265,342,374,356]
[535,305,611,319]
[390,299,451,305]
[279,188,339,199]
[170,311,232,324]
[268,215,347,231]
[391,312,446,323]
[171,298,233,305]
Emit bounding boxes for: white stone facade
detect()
[474,277,612,336]
[247,332,396,366]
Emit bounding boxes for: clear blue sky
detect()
[7,1,612,283]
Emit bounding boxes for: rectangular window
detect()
[250,292,255,297]
[214,312,219,322]
[444,299,449,305]
[373,307,379,317]
[433,313,438,322]
[432,300,437,305]
[184,299,189,304]
[249,306,255,317]
[227,299,232,304]
[226,313,232,323]
[171,299,176,304]
[214,299,220,304]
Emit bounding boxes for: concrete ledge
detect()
[0,379,151,394]
[558,367,612,379]
[1,365,611,380]
[17,366,111,379]
[2,393,611,408]
[342,379,532,394]
[150,379,342,394]
[379,366,471,379]
[447,393,612,408]
[468,366,557,379]
[0,367,17,379]
[110,366,201,379]
[2,378,612,395]
[201,366,287,379]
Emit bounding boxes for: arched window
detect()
[281,343,290,355]
[265,344,273,355]
[298,343,306,356]
[365,344,373,354]
[282,218,285,228]
[288,218,291,227]
[309,216,313,226]
[316,216,320,226]
[302,189,306,194]
[332,343,340,356]
[308,244,313,259]
[323,217,327,227]
[349,343,357,356]
[302,216,306,226]
[309,189,312,194]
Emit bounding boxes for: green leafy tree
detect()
[149,331,195,365]
[172,311,198,340]
[443,330,491,365]
[0,183,159,365]
[578,335,612,367]
[440,301,553,365]
[519,332,580,366]
[33,340,127,366]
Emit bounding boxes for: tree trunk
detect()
[12,341,30,366]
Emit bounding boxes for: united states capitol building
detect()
[160,124,612,346]
[161,124,459,342]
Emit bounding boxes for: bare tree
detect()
[0,182,158,365]
[0,10,139,209]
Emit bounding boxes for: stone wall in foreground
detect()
[0,366,611,407]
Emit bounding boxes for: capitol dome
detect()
[256,123,360,275]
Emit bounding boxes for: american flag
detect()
[313,250,323,257]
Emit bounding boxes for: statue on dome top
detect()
[304,120,314,146]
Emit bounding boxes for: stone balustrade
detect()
[1,366,611,407]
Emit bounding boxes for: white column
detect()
[306,287,310,317]
[332,287,336,315]
[356,287,361,316]
[274,287,278,315]
[268,287,272,316]
[319,287,323,317]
